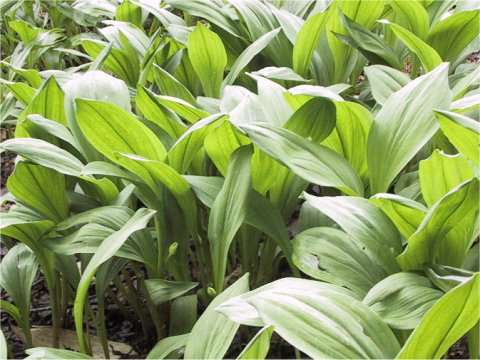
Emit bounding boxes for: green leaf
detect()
[337,13,401,69]
[204,120,251,177]
[397,273,479,359]
[1,138,84,176]
[367,63,451,194]
[218,278,400,359]
[184,274,250,359]
[135,86,186,139]
[322,101,372,182]
[165,0,240,37]
[170,295,197,336]
[74,208,156,353]
[390,0,429,40]
[188,22,227,98]
[146,334,189,360]
[115,153,198,235]
[428,10,480,62]
[145,280,198,305]
[222,28,281,90]
[397,178,479,271]
[115,0,142,28]
[63,70,131,162]
[381,21,442,73]
[363,272,443,330]
[364,65,411,106]
[370,194,426,239]
[153,64,196,105]
[209,145,253,291]
[241,123,364,196]
[292,8,333,77]
[303,194,402,275]
[25,348,92,359]
[2,80,35,105]
[18,76,67,130]
[7,162,68,223]
[154,95,211,123]
[419,150,474,207]
[435,110,479,165]
[0,244,38,345]
[293,227,386,296]
[237,326,274,360]
[167,114,225,173]
[76,99,167,164]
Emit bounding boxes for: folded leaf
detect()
[397,273,479,359]
[368,63,451,194]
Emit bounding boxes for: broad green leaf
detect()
[115,153,198,235]
[322,101,372,181]
[397,273,479,359]
[145,280,198,305]
[364,65,411,106]
[2,80,35,105]
[135,86,186,139]
[327,0,385,83]
[251,66,308,82]
[188,22,227,98]
[153,64,196,105]
[101,20,150,57]
[381,21,442,73]
[419,150,474,207]
[25,348,92,359]
[184,274,250,359]
[0,244,38,345]
[363,272,443,330]
[165,0,240,37]
[170,295,197,336]
[218,278,400,359]
[76,99,167,164]
[1,138,84,176]
[370,194,426,239]
[74,208,156,353]
[303,194,402,274]
[146,334,189,360]
[131,0,185,27]
[397,178,479,271]
[390,0,429,40]
[154,95,211,123]
[428,10,480,62]
[241,123,364,196]
[21,115,80,151]
[284,98,336,144]
[368,63,451,194]
[209,145,253,291]
[0,215,54,254]
[115,0,142,28]
[292,8,333,77]
[167,114,225,173]
[7,162,68,223]
[185,175,295,269]
[435,110,479,165]
[82,39,139,87]
[237,326,274,360]
[293,227,385,296]
[16,76,67,139]
[222,28,281,90]
[337,14,401,69]
[204,120,251,176]
[63,70,131,162]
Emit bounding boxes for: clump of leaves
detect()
[1,0,479,359]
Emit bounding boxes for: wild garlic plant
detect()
[0,0,478,359]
